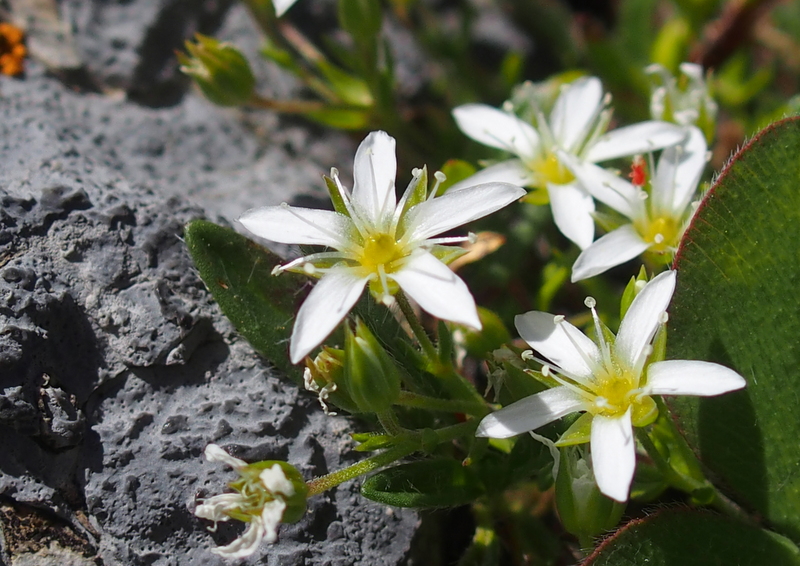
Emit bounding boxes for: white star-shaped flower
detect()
[476,270,746,501]
[239,131,525,363]
[195,445,296,559]
[647,63,718,130]
[563,127,708,281]
[451,77,687,249]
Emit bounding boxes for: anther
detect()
[330,167,340,179]
[303,263,316,275]
[654,233,665,244]
[381,295,396,307]
[502,101,514,112]
[584,296,597,309]
[553,315,565,324]
[411,167,422,177]
[659,312,669,324]
[434,171,447,184]
[521,350,535,361]
[467,232,478,244]
[541,364,551,377]
[271,265,284,276]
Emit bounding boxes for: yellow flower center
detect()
[638,216,681,253]
[589,364,657,426]
[358,233,404,273]
[531,153,576,187]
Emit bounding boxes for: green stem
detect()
[395,291,438,361]
[396,391,486,416]
[376,408,404,436]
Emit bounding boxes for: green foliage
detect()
[184,220,304,383]
[668,118,800,541]
[361,459,485,508]
[179,35,255,106]
[584,509,800,566]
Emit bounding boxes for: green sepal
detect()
[184,220,304,383]
[398,166,429,221]
[630,460,669,502]
[179,34,255,107]
[555,447,625,542]
[361,459,485,508]
[619,265,648,319]
[305,107,371,130]
[323,175,350,216]
[590,209,627,234]
[554,412,592,447]
[315,60,373,107]
[428,244,469,266]
[230,460,309,524]
[449,307,512,359]
[344,319,402,413]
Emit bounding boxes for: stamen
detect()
[654,233,665,244]
[585,296,612,368]
[303,263,316,275]
[424,235,472,246]
[584,296,596,309]
[521,350,535,361]
[319,382,338,416]
[553,315,565,324]
[430,171,447,199]
[659,312,669,324]
[541,364,551,377]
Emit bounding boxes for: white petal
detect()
[210,517,267,559]
[404,182,525,243]
[550,77,604,152]
[260,465,295,497]
[585,121,687,163]
[239,206,351,247]
[643,360,746,396]
[558,151,644,220]
[475,387,586,438]
[195,493,242,522]
[272,0,298,17]
[452,104,541,161]
[290,269,368,363]
[548,181,595,250]
[352,131,397,223]
[204,444,247,469]
[571,226,651,282]
[615,270,676,371]
[391,252,481,328]
[515,311,600,381]
[652,126,707,215]
[591,408,635,502]
[259,499,287,544]
[445,159,533,193]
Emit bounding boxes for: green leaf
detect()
[668,117,800,540]
[184,220,305,383]
[361,459,484,508]
[584,509,800,566]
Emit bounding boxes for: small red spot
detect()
[629,156,647,186]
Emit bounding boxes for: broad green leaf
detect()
[584,509,800,566]
[361,459,484,508]
[668,117,800,540]
[184,220,305,383]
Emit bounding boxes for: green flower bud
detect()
[343,319,401,413]
[179,34,255,107]
[555,447,625,545]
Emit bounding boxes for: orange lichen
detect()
[0,22,26,76]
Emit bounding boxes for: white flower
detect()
[476,270,746,502]
[273,0,299,17]
[563,127,708,282]
[195,444,296,559]
[451,77,687,249]
[647,63,718,130]
[239,130,525,363]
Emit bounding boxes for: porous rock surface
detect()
[0,1,418,564]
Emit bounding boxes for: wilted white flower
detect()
[452,77,686,249]
[563,127,709,281]
[239,131,525,363]
[476,271,746,501]
[647,63,717,136]
[195,445,298,559]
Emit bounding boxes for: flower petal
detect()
[259,499,287,544]
[260,465,295,496]
[204,444,247,469]
[558,151,644,220]
[290,269,368,364]
[273,0,299,16]
[652,126,707,216]
[452,104,541,162]
[403,182,525,243]
[239,205,351,247]
[643,360,746,396]
[445,159,533,193]
[548,181,595,250]
[591,408,635,502]
[195,493,243,522]
[352,131,397,223]
[515,311,601,381]
[550,77,604,152]
[476,387,586,438]
[615,270,676,371]
[391,251,481,328]
[210,517,267,558]
[585,121,687,163]
[571,225,651,282]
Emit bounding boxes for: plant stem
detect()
[376,408,404,436]
[395,290,438,361]
[396,391,486,416]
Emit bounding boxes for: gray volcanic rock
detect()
[0,1,418,565]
